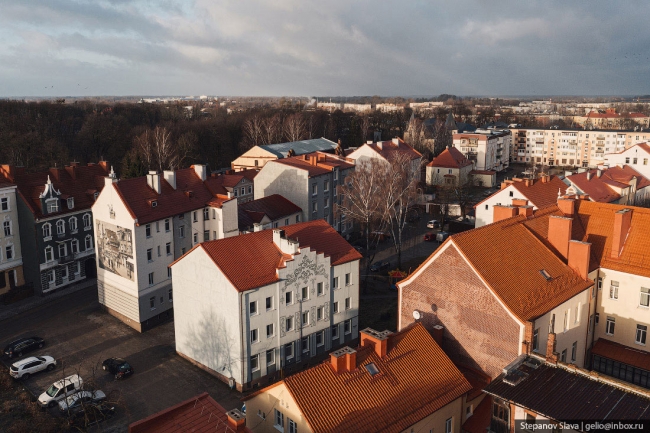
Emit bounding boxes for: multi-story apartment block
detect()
[574,108,650,129]
[342,103,372,113]
[564,166,650,206]
[453,129,511,172]
[171,221,362,391]
[92,165,238,332]
[0,174,24,296]
[238,194,302,233]
[254,152,355,234]
[603,142,650,179]
[242,323,473,433]
[347,138,422,181]
[231,138,338,171]
[1,163,110,296]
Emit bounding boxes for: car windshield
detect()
[10,365,18,371]
[119,363,131,371]
[46,384,59,397]
[37,357,46,362]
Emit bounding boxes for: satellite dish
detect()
[412,310,421,320]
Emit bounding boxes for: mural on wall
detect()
[96,220,134,281]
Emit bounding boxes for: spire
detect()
[109,166,116,179]
[445,112,457,130]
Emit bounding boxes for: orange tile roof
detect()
[129,392,250,433]
[566,166,650,203]
[462,396,492,433]
[238,194,301,231]
[591,338,650,372]
[278,323,471,433]
[273,152,355,177]
[363,138,422,162]
[510,176,568,208]
[427,147,472,169]
[180,220,361,292]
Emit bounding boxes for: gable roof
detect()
[277,323,472,433]
[238,194,301,231]
[272,152,355,177]
[6,163,110,219]
[566,166,650,203]
[128,392,250,433]
[178,220,361,292]
[427,147,472,169]
[357,138,422,162]
[260,138,338,158]
[473,176,567,210]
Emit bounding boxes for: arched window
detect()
[43,223,52,238]
[69,217,77,232]
[44,246,54,262]
[56,220,65,235]
[85,235,93,251]
[83,214,91,229]
[71,239,79,254]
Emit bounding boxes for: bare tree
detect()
[241,115,265,151]
[360,115,370,142]
[134,126,196,173]
[431,121,451,157]
[283,113,307,142]
[405,116,427,155]
[263,114,283,144]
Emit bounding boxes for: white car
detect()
[9,356,56,379]
[427,220,440,229]
[58,390,107,413]
[38,374,83,408]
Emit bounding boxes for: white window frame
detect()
[345,297,351,310]
[148,272,154,286]
[70,239,79,254]
[641,288,650,307]
[571,341,577,362]
[146,224,151,238]
[333,301,339,314]
[609,281,619,300]
[333,276,339,290]
[332,325,339,340]
[251,329,259,343]
[44,246,54,263]
[302,311,309,326]
[317,282,323,296]
[85,235,93,250]
[0,197,8,211]
[286,316,293,332]
[165,219,170,232]
[606,316,615,335]
[267,323,274,338]
[275,409,285,431]
[344,319,351,335]
[266,296,273,311]
[83,213,91,229]
[69,217,77,232]
[56,219,65,235]
[43,223,52,239]
[249,300,258,316]
[166,242,172,256]
[288,418,297,433]
[3,220,12,237]
[5,244,14,260]
[636,324,647,346]
[267,349,275,366]
[345,273,350,286]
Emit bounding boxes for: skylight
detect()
[539,269,552,281]
[365,363,380,377]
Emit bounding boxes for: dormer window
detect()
[67,197,74,209]
[93,192,99,201]
[149,200,158,208]
[46,199,59,213]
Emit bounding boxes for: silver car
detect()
[58,390,107,413]
[9,356,56,380]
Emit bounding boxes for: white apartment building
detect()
[171,221,362,391]
[92,165,238,332]
[0,177,24,296]
[347,138,423,182]
[453,129,511,172]
[603,143,650,179]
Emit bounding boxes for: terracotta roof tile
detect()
[591,338,650,372]
[273,152,355,177]
[509,176,568,208]
[279,323,471,433]
[363,138,422,162]
[427,147,472,169]
[238,194,301,231]
[183,220,361,292]
[566,166,650,203]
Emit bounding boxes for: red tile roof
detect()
[129,392,250,433]
[462,396,492,433]
[275,323,471,433]
[427,147,472,169]
[273,152,355,177]
[6,163,110,218]
[362,138,422,162]
[591,338,650,372]
[178,220,361,292]
[473,176,567,210]
[238,194,301,231]
[566,166,650,203]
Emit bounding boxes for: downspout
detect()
[239,291,245,390]
[583,271,598,369]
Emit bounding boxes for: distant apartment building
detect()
[0,173,24,296]
[347,138,422,182]
[410,101,444,112]
[574,108,650,129]
[603,142,650,179]
[342,103,372,113]
[254,152,355,234]
[453,129,511,172]
[171,222,362,391]
[375,103,401,112]
[242,323,473,433]
[92,165,238,332]
[316,102,342,112]
[231,138,339,171]
[2,162,110,295]
[564,166,650,206]
[238,194,302,233]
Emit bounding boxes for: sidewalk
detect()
[0,278,97,322]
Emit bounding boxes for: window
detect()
[509,191,514,197]
[150,296,155,309]
[571,341,577,362]
[324,180,329,192]
[168,267,172,278]
[532,328,539,351]
[637,325,647,345]
[344,319,351,334]
[324,197,329,209]
[165,219,170,232]
[43,223,52,238]
[485,204,489,210]
[284,218,289,225]
[81,214,90,230]
[332,325,339,340]
[345,273,350,285]
[61,266,68,279]
[75,262,81,275]
[56,220,65,235]
[47,270,55,284]
[179,226,185,238]
[266,323,274,338]
[285,342,294,359]
[146,224,151,237]
[610,281,619,299]
[301,337,309,353]
[606,316,615,335]
[345,297,351,310]
[69,217,77,232]
[85,235,93,250]
[288,419,297,433]
[563,310,569,332]
[333,276,339,289]
[560,349,567,362]
[312,183,317,195]
[302,311,309,326]
[445,417,452,433]
[333,301,339,313]
[148,272,154,286]
[317,282,323,296]
[58,243,67,258]
[634,158,638,164]
[248,186,253,194]
[250,329,259,343]
[285,291,293,305]
[147,248,153,262]
[193,233,198,244]
[249,301,258,315]
[193,211,198,222]
[275,409,285,430]
[641,288,650,307]
[47,199,59,213]
[166,242,171,255]
[286,316,293,332]
[250,354,259,372]
[0,197,7,211]
[204,230,209,242]
[312,202,317,213]
[301,286,309,301]
[316,331,324,347]
[45,246,54,262]
[3,221,11,237]
[234,189,238,197]
[267,349,275,366]
[296,214,300,223]
[5,245,13,260]
[266,296,273,310]
[71,239,79,254]
[317,306,324,321]
[273,221,278,229]
[203,208,209,220]
[168,288,173,302]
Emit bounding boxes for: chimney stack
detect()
[49,167,63,182]
[392,137,400,146]
[548,216,572,259]
[98,160,109,172]
[611,208,633,259]
[146,171,162,194]
[1,165,15,182]
[597,169,602,178]
[273,229,298,255]
[546,332,558,364]
[557,197,575,216]
[512,198,529,207]
[360,328,392,358]
[432,325,444,346]
[193,164,207,181]
[518,205,533,217]
[226,409,247,432]
[493,204,518,223]
[568,240,591,280]
[163,170,176,190]
[587,171,592,181]
[330,347,357,374]
[65,164,77,180]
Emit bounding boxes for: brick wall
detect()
[399,243,521,379]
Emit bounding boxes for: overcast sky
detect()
[1,0,649,97]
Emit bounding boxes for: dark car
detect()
[102,358,134,379]
[423,233,436,242]
[370,260,390,272]
[4,337,44,359]
[68,403,115,429]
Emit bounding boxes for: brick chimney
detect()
[557,197,575,216]
[317,154,326,162]
[360,328,392,358]
[49,167,63,182]
[568,240,591,280]
[611,208,633,259]
[523,322,534,354]
[226,409,247,432]
[546,332,558,364]
[512,199,529,207]
[548,216,572,259]
[517,205,533,217]
[330,347,357,374]
[146,171,162,194]
[65,163,78,180]
[98,160,109,172]
[493,204,517,222]
[0,165,15,182]
[432,325,444,346]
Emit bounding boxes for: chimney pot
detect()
[611,208,633,259]
[557,198,575,215]
[226,409,247,432]
[432,325,444,346]
[493,204,518,223]
[360,328,392,358]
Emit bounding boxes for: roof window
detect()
[539,269,552,281]
[365,363,380,377]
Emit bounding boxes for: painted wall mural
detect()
[96,220,134,281]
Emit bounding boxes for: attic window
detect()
[365,363,380,377]
[149,200,158,208]
[67,198,74,209]
[93,192,99,201]
[539,269,552,281]
[185,191,193,198]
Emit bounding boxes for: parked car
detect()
[427,220,440,229]
[423,233,436,242]
[370,260,390,272]
[9,356,56,380]
[436,231,450,242]
[67,403,115,429]
[4,337,44,359]
[102,358,134,379]
[38,374,83,408]
[59,390,107,413]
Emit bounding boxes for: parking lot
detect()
[0,287,242,432]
